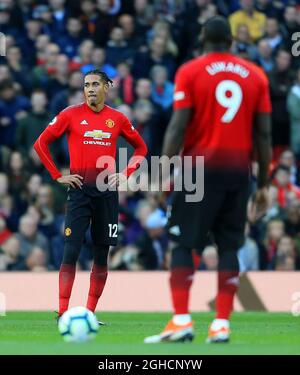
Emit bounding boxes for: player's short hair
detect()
[202,16,232,47]
[84,70,113,86]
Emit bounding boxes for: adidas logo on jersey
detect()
[80,120,89,125]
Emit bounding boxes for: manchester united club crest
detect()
[106,119,115,128]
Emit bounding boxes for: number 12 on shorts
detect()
[108,223,118,238]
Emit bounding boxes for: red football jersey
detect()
[34,103,147,185]
[174,52,271,175]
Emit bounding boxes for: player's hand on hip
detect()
[108,173,127,189]
[57,174,83,189]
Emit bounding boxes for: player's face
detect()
[84,75,108,106]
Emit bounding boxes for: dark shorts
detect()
[168,182,250,253]
[64,188,119,246]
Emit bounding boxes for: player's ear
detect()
[104,83,109,93]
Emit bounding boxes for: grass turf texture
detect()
[0,312,299,355]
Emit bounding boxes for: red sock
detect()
[86,264,108,312]
[59,264,76,315]
[216,271,239,320]
[170,266,194,315]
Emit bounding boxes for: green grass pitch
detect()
[0,312,299,355]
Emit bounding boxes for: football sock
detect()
[170,245,195,315]
[170,267,194,314]
[86,264,108,312]
[59,264,76,315]
[173,314,192,325]
[216,251,239,320]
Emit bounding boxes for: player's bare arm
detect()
[162,108,192,158]
[153,108,192,205]
[251,112,272,219]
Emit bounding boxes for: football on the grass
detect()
[58,306,99,342]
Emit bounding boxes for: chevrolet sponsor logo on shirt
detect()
[83,130,112,146]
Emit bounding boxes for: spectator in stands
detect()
[277,150,299,185]
[6,151,29,202]
[180,1,210,58]
[79,0,99,37]
[135,78,152,101]
[231,24,257,61]
[0,214,12,246]
[287,68,300,158]
[282,4,298,52]
[131,208,168,270]
[133,0,155,36]
[48,0,68,40]
[268,48,293,152]
[134,78,164,155]
[229,0,266,41]
[35,184,58,240]
[106,26,134,67]
[132,99,154,155]
[45,54,70,98]
[105,78,123,108]
[16,214,49,258]
[24,245,49,271]
[118,13,144,49]
[16,90,50,157]
[272,165,300,208]
[25,174,42,206]
[275,253,296,270]
[0,3,20,40]
[264,17,284,52]
[150,64,174,110]
[94,0,118,47]
[0,235,24,271]
[116,103,133,121]
[284,201,300,238]
[238,223,260,271]
[0,65,12,85]
[110,210,167,270]
[0,173,13,221]
[50,71,84,114]
[0,79,30,148]
[149,20,178,58]
[35,34,51,65]
[132,36,176,79]
[74,40,94,67]
[18,18,43,67]
[109,244,143,270]
[116,61,134,105]
[274,235,297,270]
[81,47,118,77]
[264,219,285,268]
[31,43,60,88]
[255,39,274,73]
[57,17,85,59]
[6,46,32,95]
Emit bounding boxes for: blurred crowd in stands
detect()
[1,0,300,272]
